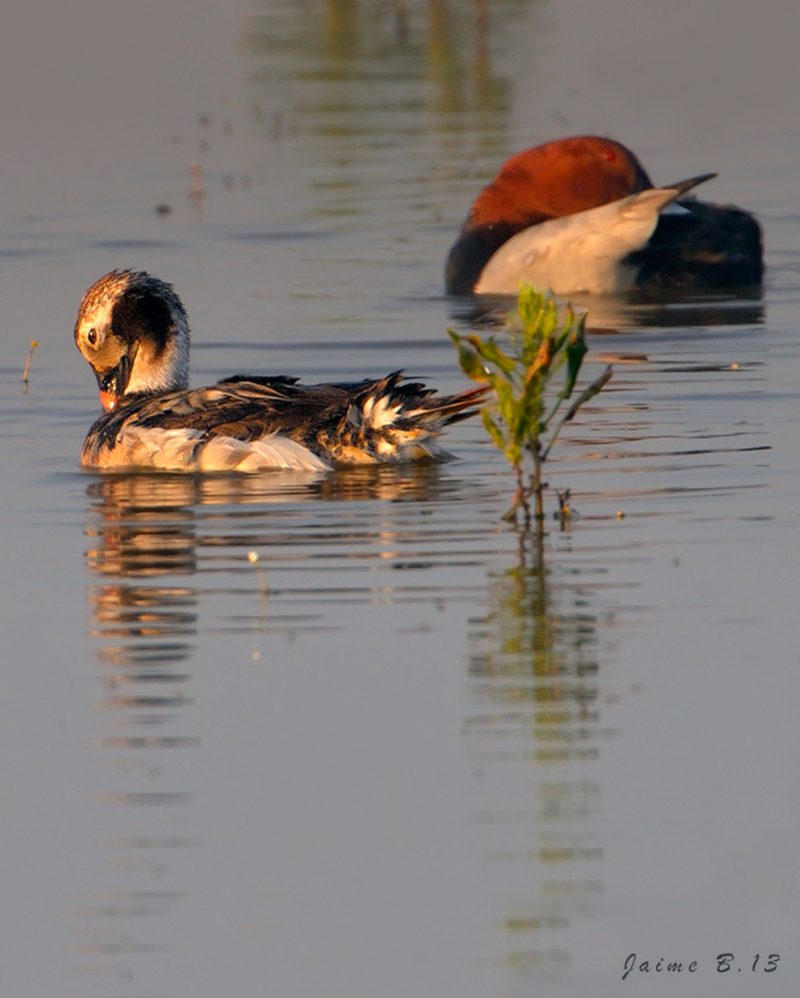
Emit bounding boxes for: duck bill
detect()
[98,390,119,412]
[662,172,718,198]
[94,355,131,412]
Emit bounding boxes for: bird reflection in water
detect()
[77,465,482,993]
[78,463,451,988]
[450,287,764,338]
[76,475,205,988]
[84,463,451,658]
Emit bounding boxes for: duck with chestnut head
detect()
[445,135,763,297]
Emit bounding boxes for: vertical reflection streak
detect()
[465,530,614,976]
[76,477,202,993]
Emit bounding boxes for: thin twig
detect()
[21,340,39,392]
[541,365,613,461]
[542,392,565,430]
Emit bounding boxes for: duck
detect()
[445,135,763,297]
[75,270,488,472]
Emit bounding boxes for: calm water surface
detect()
[1,2,799,996]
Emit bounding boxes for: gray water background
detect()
[1,1,799,995]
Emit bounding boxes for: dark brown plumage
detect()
[75,272,488,471]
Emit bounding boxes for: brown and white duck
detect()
[75,270,488,472]
[445,135,764,296]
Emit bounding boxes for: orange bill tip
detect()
[99,390,118,412]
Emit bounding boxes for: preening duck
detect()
[445,135,763,296]
[75,270,488,472]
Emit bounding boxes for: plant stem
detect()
[542,365,613,461]
[542,393,565,432]
[508,462,531,529]
[531,442,544,524]
[21,339,39,392]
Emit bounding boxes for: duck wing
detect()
[473,178,713,296]
[83,373,489,470]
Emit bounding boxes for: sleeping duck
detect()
[445,135,763,296]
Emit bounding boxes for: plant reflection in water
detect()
[465,523,614,976]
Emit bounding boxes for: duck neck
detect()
[126,316,191,395]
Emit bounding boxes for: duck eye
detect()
[87,328,97,346]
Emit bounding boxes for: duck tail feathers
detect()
[357,373,489,432]
[344,373,489,461]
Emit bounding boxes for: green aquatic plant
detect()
[450,287,612,528]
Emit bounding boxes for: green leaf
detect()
[562,364,613,422]
[560,312,588,399]
[449,287,613,526]
[481,410,506,449]
[467,336,516,376]
[454,342,489,382]
[553,305,576,354]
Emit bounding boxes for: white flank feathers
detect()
[367,394,400,429]
[84,427,330,472]
[474,186,687,295]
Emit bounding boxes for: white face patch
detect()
[75,270,191,396]
[75,271,132,359]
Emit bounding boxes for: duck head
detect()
[74,270,190,411]
[468,135,655,230]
